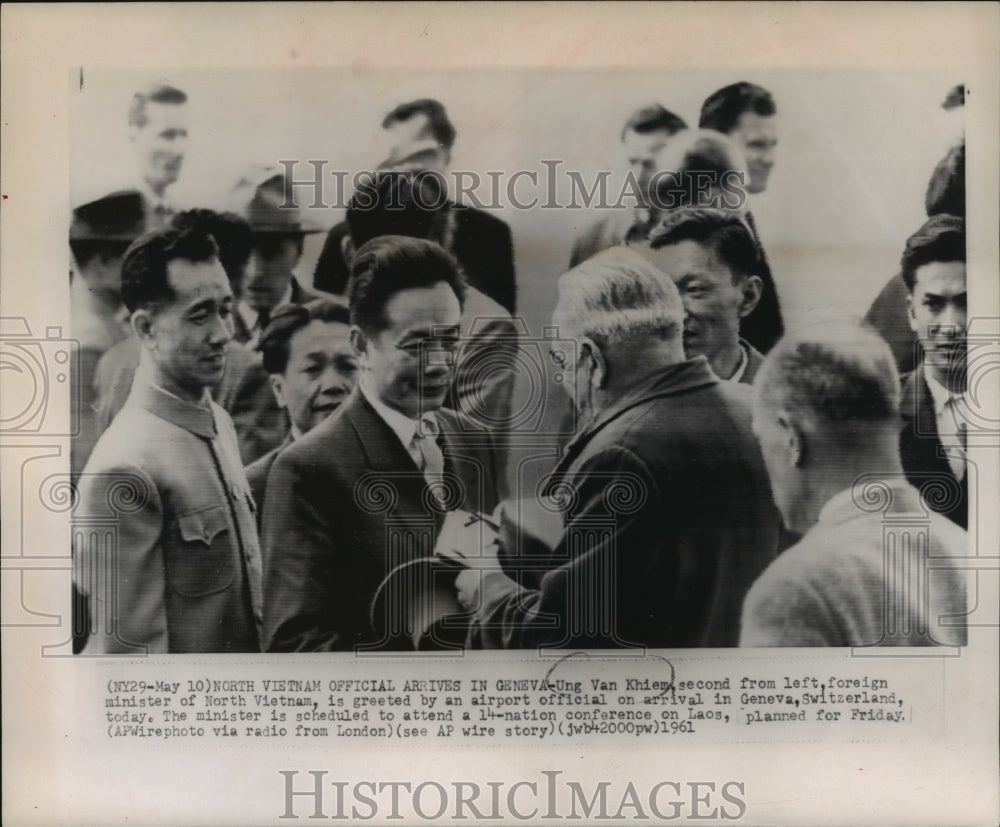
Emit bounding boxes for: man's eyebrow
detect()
[185,297,222,315]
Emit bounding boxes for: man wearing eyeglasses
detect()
[260,235,503,652]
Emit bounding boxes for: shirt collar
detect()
[816,478,919,527]
[727,341,750,382]
[237,282,294,333]
[130,373,216,439]
[923,364,964,416]
[358,375,426,451]
[137,178,173,213]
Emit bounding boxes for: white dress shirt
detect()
[924,366,968,479]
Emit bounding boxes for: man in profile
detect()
[569,103,687,267]
[262,236,503,652]
[245,298,358,523]
[74,227,262,654]
[635,208,765,384]
[740,324,967,647]
[313,98,517,314]
[456,246,779,649]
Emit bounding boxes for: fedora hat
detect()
[369,557,471,651]
[230,164,323,235]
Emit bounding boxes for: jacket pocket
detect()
[169,505,235,597]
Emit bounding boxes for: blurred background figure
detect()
[231,165,331,347]
[69,191,146,478]
[245,299,357,525]
[865,84,966,375]
[569,103,687,267]
[741,323,967,647]
[897,214,968,529]
[313,98,517,314]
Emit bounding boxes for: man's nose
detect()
[208,313,233,345]
[936,302,966,334]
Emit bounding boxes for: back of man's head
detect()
[899,214,965,293]
[646,207,761,283]
[121,228,219,315]
[346,171,448,249]
[754,324,900,435]
[554,246,684,349]
[698,82,776,135]
[622,104,688,141]
[128,82,187,129]
[649,129,748,213]
[348,235,466,333]
[382,99,456,151]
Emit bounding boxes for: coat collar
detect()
[554,356,718,478]
[129,377,217,440]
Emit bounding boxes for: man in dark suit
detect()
[231,166,331,347]
[897,214,967,528]
[635,207,766,384]
[261,236,504,651]
[244,298,357,525]
[569,104,687,268]
[698,82,783,353]
[313,99,517,314]
[456,246,780,649]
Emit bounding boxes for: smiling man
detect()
[635,208,765,384]
[244,299,358,523]
[261,235,503,651]
[73,227,262,654]
[699,82,778,196]
[127,83,189,229]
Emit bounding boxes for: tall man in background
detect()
[569,103,687,267]
[698,81,783,353]
[313,98,517,314]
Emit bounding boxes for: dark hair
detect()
[346,171,448,248]
[347,235,466,333]
[170,209,253,286]
[647,208,761,283]
[621,104,688,141]
[649,130,747,211]
[900,214,965,293]
[128,83,187,129]
[698,82,776,134]
[258,298,351,375]
[382,99,456,150]
[120,228,219,314]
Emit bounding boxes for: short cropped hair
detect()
[382,99,456,150]
[554,246,684,347]
[699,82,776,134]
[258,298,351,375]
[899,214,965,293]
[647,208,761,283]
[348,235,466,334]
[621,104,688,141]
[170,209,253,286]
[346,171,448,248]
[120,228,219,314]
[755,324,900,426]
[128,83,187,129]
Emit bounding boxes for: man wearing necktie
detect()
[129,83,188,231]
[260,235,503,651]
[898,214,968,528]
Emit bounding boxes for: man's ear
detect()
[777,410,806,468]
[349,325,368,362]
[738,274,764,319]
[131,309,156,349]
[581,337,607,390]
[341,235,356,269]
[906,293,918,334]
[268,373,287,410]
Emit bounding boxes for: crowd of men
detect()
[71,80,969,654]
